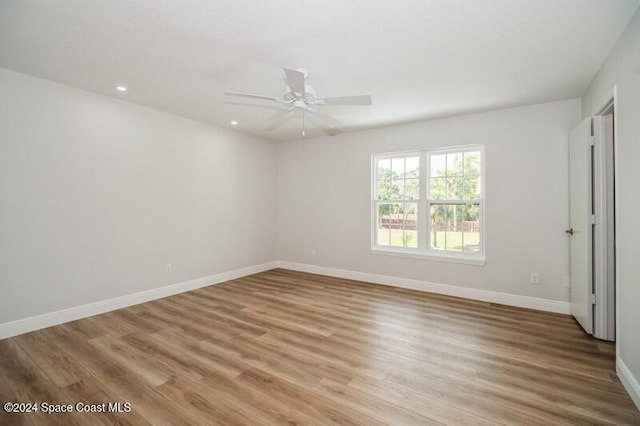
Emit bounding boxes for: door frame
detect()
[591,85,618,343]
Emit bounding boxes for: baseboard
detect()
[0,261,278,340]
[0,259,572,340]
[276,261,571,314]
[617,356,640,410]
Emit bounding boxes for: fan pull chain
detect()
[302,110,306,136]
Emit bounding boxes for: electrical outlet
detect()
[165,264,172,274]
[530,272,539,284]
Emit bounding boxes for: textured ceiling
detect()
[1,0,638,141]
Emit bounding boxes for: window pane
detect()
[406,156,420,178]
[429,177,446,199]
[377,155,420,201]
[430,154,446,178]
[462,177,481,200]
[405,178,419,200]
[403,203,418,248]
[447,152,463,177]
[376,158,391,199]
[392,157,405,179]
[462,203,481,253]
[391,179,404,200]
[377,203,417,248]
[430,203,481,253]
[428,150,482,201]
[464,151,482,199]
[445,204,462,251]
[378,176,402,200]
[376,203,393,246]
[429,204,448,251]
[447,177,464,199]
[377,158,391,178]
[464,151,481,178]
[378,180,391,200]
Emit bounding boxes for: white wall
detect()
[0,68,277,325]
[278,99,581,302]
[582,8,640,406]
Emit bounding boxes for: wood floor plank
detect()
[259,329,391,381]
[60,378,149,426]
[120,332,205,382]
[0,339,87,426]
[237,368,386,425]
[153,376,242,426]
[149,327,251,379]
[83,312,137,338]
[347,374,500,426]
[313,377,445,425]
[199,372,326,425]
[48,325,188,424]
[1,268,638,425]
[87,334,173,388]
[13,331,84,388]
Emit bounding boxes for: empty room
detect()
[1,0,640,424]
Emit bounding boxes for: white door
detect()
[569,118,593,335]
[592,114,615,341]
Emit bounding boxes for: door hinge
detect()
[591,214,597,225]
[590,294,596,305]
[589,136,595,146]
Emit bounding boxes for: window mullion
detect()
[418,152,429,251]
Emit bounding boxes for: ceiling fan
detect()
[224,67,372,136]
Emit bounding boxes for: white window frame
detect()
[371,145,485,265]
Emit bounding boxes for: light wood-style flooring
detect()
[1,269,639,425]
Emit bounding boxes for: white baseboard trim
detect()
[617,356,640,410]
[0,259,572,340]
[0,261,278,340]
[276,261,571,314]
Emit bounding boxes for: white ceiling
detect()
[1,1,638,141]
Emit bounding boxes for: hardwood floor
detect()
[1,268,638,425]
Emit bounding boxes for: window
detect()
[372,146,484,263]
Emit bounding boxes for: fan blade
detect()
[224,101,282,111]
[263,109,294,131]
[224,92,281,102]
[307,110,343,136]
[316,95,372,106]
[284,68,305,96]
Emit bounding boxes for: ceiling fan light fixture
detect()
[230,120,238,126]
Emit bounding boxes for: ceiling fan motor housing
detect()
[283,84,316,103]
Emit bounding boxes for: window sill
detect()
[370,248,485,265]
